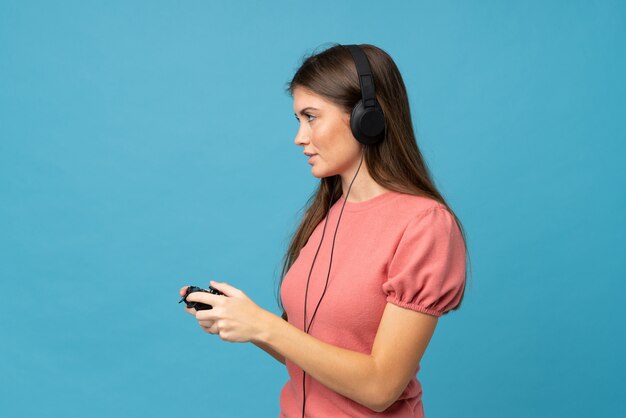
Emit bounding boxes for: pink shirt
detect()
[279,190,466,417]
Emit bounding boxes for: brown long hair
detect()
[275,43,472,321]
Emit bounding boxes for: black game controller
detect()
[179,285,226,311]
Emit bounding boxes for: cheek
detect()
[313,120,350,152]
[311,124,330,147]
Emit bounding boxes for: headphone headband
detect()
[345,45,378,108]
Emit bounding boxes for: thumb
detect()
[180,285,190,297]
[210,280,242,298]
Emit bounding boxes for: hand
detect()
[179,285,217,334]
[179,285,201,315]
[180,281,270,343]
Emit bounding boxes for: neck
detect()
[340,158,389,203]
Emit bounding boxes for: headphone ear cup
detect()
[350,100,386,145]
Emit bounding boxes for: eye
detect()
[294,113,317,123]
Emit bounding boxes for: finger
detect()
[185,307,197,316]
[199,323,217,334]
[195,309,218,321]
[185,291,222,306]
[199,321,218,335]
[209,280,243,298]
[180,285,190,297]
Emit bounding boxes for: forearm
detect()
[255,313,382,411]
[252,340,285,365]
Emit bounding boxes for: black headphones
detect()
[300,44,384,418]
[345,44,387,145]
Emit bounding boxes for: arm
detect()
[252,340,285,365]
[256,302,439,412]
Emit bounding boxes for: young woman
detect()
[180,43,470,417]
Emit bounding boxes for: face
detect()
[293,86,362,178]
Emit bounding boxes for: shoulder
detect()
[388,192,451,224]
[389,194,463,256]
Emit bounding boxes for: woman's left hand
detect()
[184,281,270,343]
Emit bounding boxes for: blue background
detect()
[1,1,624,417]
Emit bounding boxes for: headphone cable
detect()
[301,149,365,418]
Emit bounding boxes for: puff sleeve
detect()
[382,206,466,317]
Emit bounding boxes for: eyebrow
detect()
[294,107,320,117]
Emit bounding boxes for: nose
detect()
[294,122,310,146]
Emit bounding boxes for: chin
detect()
[310,169,324,179]
[311,165,337,179]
